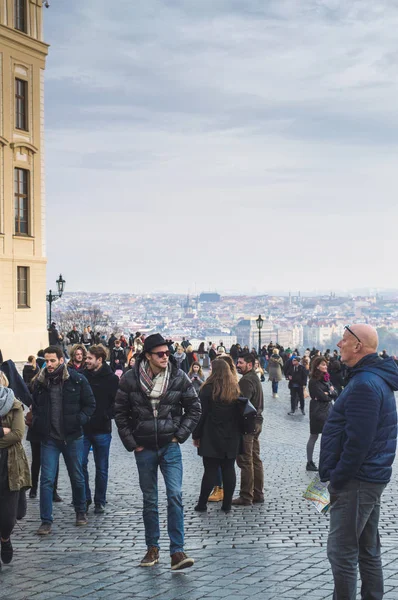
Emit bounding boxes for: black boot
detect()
[1,539,13,564]
[306,461,318,472]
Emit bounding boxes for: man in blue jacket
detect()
[319,324,398,600]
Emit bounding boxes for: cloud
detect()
[44,0,398,294]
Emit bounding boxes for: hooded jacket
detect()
[114,356,201,451]
[319,354,398,489]
[82,363,119,435]
[0,398,31,491]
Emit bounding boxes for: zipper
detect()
[153,407,159,450]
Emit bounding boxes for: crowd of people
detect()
[0,324,397,599]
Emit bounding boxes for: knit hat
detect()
[142,334,168,354]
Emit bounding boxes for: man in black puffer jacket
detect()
[115,333,201,571]
[31,345,95,535]
[82,345,119,515]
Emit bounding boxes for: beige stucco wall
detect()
[0,0,49,361]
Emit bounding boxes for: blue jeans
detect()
[82,433,112,506]
[327,479,386,600]
[272,380,279,394]
[40,437,86,523]
[135,442,184,555]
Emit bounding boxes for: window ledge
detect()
[13,234,34,239]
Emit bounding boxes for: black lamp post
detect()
[47,274,66,328]
[256,314,264,355]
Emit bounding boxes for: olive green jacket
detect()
[0,399,31,491]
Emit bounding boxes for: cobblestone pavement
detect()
[2,380,398,600]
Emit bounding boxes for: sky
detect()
[44,0,398,295]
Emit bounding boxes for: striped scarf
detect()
[139,360,171,415]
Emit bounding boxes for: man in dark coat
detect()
[232,353,264,506]
[114,333,201,571]
[48,322,61,346]
[110,340,126,372]
[82,345,119,514]
[319,324,398,599]
[287,357,308,416]
[67,326,80,345]
[31,345,95,535]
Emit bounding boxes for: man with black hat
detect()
[114,333,201,570]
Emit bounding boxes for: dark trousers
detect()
[30,441,59,492]
[0,485,19,540]
[290,387,304,412]
[198,457,236,509]
[328,479,386,600]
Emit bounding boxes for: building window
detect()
[15,79,28,131]
[14,168,29,235]
[14,0,27,33]
[17,267,30,308]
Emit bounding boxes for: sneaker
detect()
[306,461,318,472]
[171,552,194,571]
[272,393,279,398]
[29,488,37,499]
[94,504,105,515]
[53,491,63,503]
[37,522,52,536]
[1,539,13,564]
[208,486,224,502]
[288,411,296,416]
[75,512,88,526]
[140,546,159,567]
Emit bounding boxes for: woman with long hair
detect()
[306,356,337,471]
[0,371,31,567]
[188,362,205,394]
[22,356,39,387]
[267,348,284,398]
[192,359,242,513]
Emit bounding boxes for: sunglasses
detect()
[149,350,170,358]
[344,325,361,343]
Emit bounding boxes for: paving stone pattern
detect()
[2,380,398,599]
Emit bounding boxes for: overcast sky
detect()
[44,1,398,295]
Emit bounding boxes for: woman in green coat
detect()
[0,371,31,569]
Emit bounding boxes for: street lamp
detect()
[46,273,66,328]
[256,314,264,355]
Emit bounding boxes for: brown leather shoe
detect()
[171,552,194,570]
[231,497,252,506]
[140,546,159,567]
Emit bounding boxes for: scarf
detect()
[323,372,331,382]
[0,386,15,417]
[139,360,171,415]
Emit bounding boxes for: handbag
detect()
[237,396,257,435]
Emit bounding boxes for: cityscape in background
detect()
[52,290,398,354]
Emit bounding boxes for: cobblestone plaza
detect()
[2,380,398,600]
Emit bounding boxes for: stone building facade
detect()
[0,0,49,360]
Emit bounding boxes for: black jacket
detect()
[111,347,126,370]
[193,384,241,459]
[114,358,201,451]
[31,366,95,441]
[239,369,264,424]
[82,364,119,435]
[308,378,336,435]
[67,330,80,345]
[22,364,39,387]
[288,364,308,389]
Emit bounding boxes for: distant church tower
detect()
[0,0,49,360]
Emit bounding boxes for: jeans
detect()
[271,380,279,394]
[327,479,386,600]
[82,433,112,506]
[40,437,86,523]
[135,442,184,555]
[30,441,59,492]
[236,433,264,502]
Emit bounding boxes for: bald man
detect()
[319,324,398,600]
